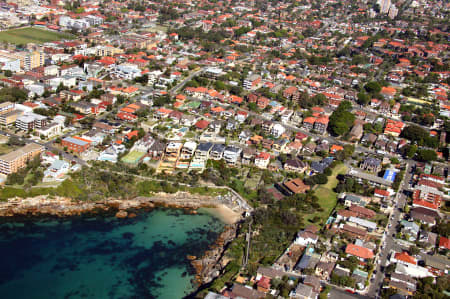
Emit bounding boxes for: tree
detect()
[416,149,437,162]
[364,81,381,94]
[357,91,370,105]
[328,101,355,137]
[7,136,25,146]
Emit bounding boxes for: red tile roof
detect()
[394,252,417,265]
[439,237,450,250]
[345,244,374,259]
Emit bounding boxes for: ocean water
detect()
[0,208,225,299]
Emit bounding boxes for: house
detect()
[210,144,226,160]
[271,123,285,138]
[262,120,273,133]
[349,123,363,141]
[223,146,242,165]
[340,224,368,239]
[303,276,321,293]
[410,207,439,226]
[345,244,374,260]
[391,252,417,266]
[389,273,417,295]
[360,157,381,173]
[290,283,318,299]
[148,140,166,160]
[400,220,420,242]
[43,159,69,181]
[310,157,333,174]
[255,152,270,169]
[283,178,310,195]
[313,116,329,134]
[348,216,377,232]
[180,142,197,160]
[349,205,376,219]
[315,261,335,280]
[195,119,210,130]
[439,237,450,250]
[294,230,318,246]
[284,159,308,173]
[256,276,271,293]
[225,284,265,299]
[194,142,214,161]
[242,148,256,165]
[344,194,366,207]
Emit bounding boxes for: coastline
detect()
[0,192,245,294]
[0,192,244,223]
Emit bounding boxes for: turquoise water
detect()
[0,208,225,299]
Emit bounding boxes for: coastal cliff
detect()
[191,224,239,285]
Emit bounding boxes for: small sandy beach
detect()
[205,205,241,224]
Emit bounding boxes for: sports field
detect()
[121,151,145,164]
[0,27,75,45]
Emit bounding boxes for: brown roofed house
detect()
[283,178,310,195]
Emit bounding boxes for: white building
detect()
[37,122,62,138]
[271,123,286,138]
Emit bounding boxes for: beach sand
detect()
[205,205,241,224]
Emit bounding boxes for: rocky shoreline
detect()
[190,223,239,286]
[0,192,235,218]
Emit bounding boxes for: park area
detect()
[0,27,74,45]
[308,163,348,224]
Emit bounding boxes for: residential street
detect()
[366,161,413,298]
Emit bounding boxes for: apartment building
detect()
[61,136,92,153]
[16,113,47,131]
[0,102,14,114]
[0,110,23,126]
[0,143,43,174]
[0,51,44,70]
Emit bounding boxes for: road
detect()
[169,68,205,96]
[366,160,413,298]
[328,288,370,299]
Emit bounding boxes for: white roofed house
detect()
[272,124,287,138]
[348,216,377,232]
[131,135,155,152]
[43,159,70,181]
[294,230,319,247]
[223,146,242,165]
[114,63,141,80]
[180,141,197,160]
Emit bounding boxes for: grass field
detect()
[307,163,348,225]
[0,27,75,45]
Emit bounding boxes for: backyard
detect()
[0,27,74,45]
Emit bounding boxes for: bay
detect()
[0,208,225,299]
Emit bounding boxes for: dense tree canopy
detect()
[328,101,355,136]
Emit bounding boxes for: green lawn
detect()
[307,163,348,225]
[0,27,75,45]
